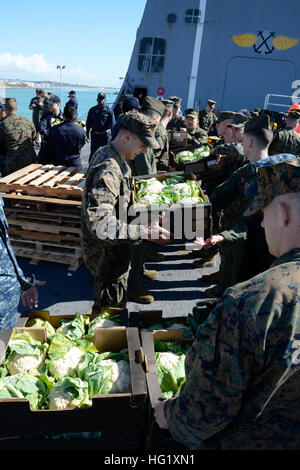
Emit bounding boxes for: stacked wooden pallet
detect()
[0,164,85,271]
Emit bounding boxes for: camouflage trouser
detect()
[0,282,21,333]
[88,242,132,312]
[128,240,148,291]
[217,238,247,293]
[0,155,7,178]
[6,155,38,176]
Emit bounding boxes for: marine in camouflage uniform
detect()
[0,197,32,332]
[184,108,208,146]
[166,96,185,132]
[81,112,159,310]
[206,116,288,296]
[198,99,217,133]
[269,109,300,156]
[0,98,37,175]
[163,158,300,450]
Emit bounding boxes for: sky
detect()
[0,0,147,87]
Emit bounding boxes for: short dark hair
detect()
[63,106,77,120]
[245,128,273,148]
[142,108,161,120]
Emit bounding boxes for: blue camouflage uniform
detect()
[86,105,115,160]
[0,197,32,332]
[42,121,86,167]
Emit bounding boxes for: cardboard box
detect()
[140,330,192,450]
[0,325,147,439]
[168,131,187,147]
[133,171,212,240]
[182,154,230,181]
[14,308,129,330]
[129,310,192,334]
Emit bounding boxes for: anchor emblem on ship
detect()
[253,31,275,55]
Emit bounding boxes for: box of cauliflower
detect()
[140,329,192,450]
[133,172,212,240]
[0,316,147,438]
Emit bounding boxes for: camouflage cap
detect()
[244,113,271,133]
[216,111,236,124]
[168,96,182,106]
[141,96,165,116]
[184,108,199,118]
[119,94,131,103]
[161,99,174,111]
[4,97,16,104]
[120,111,160,149]
[244,157,300,216]
[228,113,249,128]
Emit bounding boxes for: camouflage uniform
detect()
[166,248,300,450]
[0,197,32,332]
[154,122,169,171]
[166,158,300,450]
[269,128,300,156]
[81,112,158,309]
[198,109,217,133]
[0,114,37,175]
[166,114,186,132]
[186,127,208,146]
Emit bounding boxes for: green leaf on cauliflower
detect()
[4,331,49,376]
[0,374,48,409]
[56,313,89,339]
[47,377,92,410]
[25,318,56,337]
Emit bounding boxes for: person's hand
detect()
[202,234,225,249]
[85,135,90,143]
[154,401,169,429]
[22,279,46,309]
[147,212,173,245]
[194,236,205,247]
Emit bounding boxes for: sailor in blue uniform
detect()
[38,95,64,139]
[65,90,78,111]
[42,106,86,168]
[0,198,45,332]
[86,92,115,161]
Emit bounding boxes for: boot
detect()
[193,254,218,268]
[143,269,158,280]
[204,286,224,298]
[200,271,220,283]
[127,289,154,304]
[146,250,166,262]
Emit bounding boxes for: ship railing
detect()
[263,93,298,111]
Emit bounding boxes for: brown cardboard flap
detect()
[10,327,47,344]
[94,326,127,352]
[0,329,13,363]
[152,330,183,341]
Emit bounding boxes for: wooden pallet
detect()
[13,246,82,271]
[0,164,86,200]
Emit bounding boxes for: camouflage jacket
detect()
[213,142,246,173]
[0,114,37,174]
[186,127,208,146]
[198,109,217,133]
[81,144,146,275]
[167,114,186,132]
[153,123,169,170]
[0,197,32,331]
[166,248,300,450]
[269,128,300,156]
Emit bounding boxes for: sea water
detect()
[0,88,119,121]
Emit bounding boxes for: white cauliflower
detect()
[48,346,84,379]
[90,318,117,331]
[143,179,164,194]
[101,359,131,393]
[48,388,73,410]
[7,353,46,376]
[157,352,180,369]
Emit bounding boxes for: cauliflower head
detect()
[7,353,46,376]
[100,359,131,393]
[48,346,84,379]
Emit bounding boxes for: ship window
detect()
[185,9,201,24]
[167,13,177,24]
[138,37,166,73]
